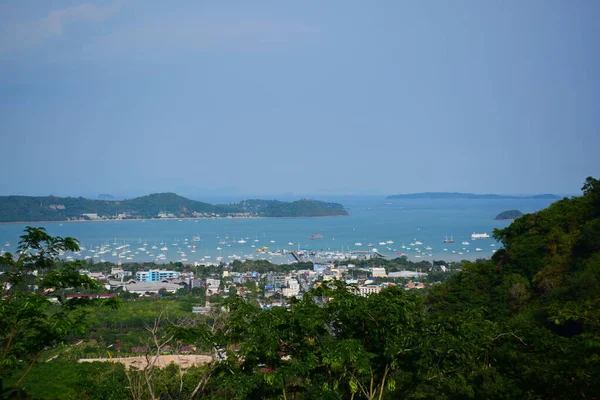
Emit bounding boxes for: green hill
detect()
[0,193,349,222]
[234,199,349,217]
[494,209,524,219]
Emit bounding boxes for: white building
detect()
[388,271,428,278]
[123,281,182,294]
[371,267,387,277]
[358,285,381,297]
[283,278,300,297]
[206,278,221,294]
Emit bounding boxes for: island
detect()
[386,192,559,200]
[495,209,524,220]
[0,193,349,223]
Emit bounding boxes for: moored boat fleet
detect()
[1,231,496,264]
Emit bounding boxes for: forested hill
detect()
[0,193,349,222]
[386,192,559,200]
[232,199,349,217]
[424,176,600,398]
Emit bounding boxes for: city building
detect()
[136,269,180,282]
[371,267,387,277]
[358,285,381,297]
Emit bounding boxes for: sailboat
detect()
[443,235,455,243]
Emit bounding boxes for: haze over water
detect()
[0,196,556,264]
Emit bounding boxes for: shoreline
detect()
[0,214,349,226]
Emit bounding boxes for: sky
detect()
[1,1,598,198]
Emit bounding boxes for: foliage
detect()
[0,227,119,397]
[494,209,524,220]
[0,194,349,222]
[232,199,349,217]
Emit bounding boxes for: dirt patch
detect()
[78,354,212,369]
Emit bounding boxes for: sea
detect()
[0,196,558,265]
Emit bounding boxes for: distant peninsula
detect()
[495,210,524,220]
[0,193,349,223]
[386,192,559,200]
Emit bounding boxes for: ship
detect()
[471,232,490,240]
[310,233,324,240]
[443,236,455,243]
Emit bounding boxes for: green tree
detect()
[0,227,118,396]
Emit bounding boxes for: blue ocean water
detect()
[0,196,558,264]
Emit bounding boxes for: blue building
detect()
[136,269,180,282]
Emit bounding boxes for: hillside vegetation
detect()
[0,193,349,222]
[235,199,349,217]
[494,209,524,219]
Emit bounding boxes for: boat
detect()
[192,235,201,242]
[310,234,323,240]
[443,236,455,243]
[354,242,362,246]
[461,241,470,245]
[471,232,490,240]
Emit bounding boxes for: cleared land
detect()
[78,354,212,369]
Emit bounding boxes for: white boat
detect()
[461,241,470,245]
[355,242,362,246]
[414,241,423,245]
[238,239,246,244]
[471,232,490,240]
[475,248,482,252]
[386,240,394,244]
[379,242,387,246]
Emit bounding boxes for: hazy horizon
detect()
[0,188,579,203]
[1,1,598,197]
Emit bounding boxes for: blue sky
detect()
[1,1,598,198]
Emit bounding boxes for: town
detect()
[72,256,454,313]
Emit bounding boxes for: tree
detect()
[0,227,118,396]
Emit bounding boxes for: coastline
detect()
[0,214,349,225]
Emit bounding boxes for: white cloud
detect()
[0,1,124,53]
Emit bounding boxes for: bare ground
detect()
[78,354,212,369]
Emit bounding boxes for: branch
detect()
[2,319,19,359]
[492,332,527,346]
[15,349,43,388]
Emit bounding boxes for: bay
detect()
[0,196,558,264]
